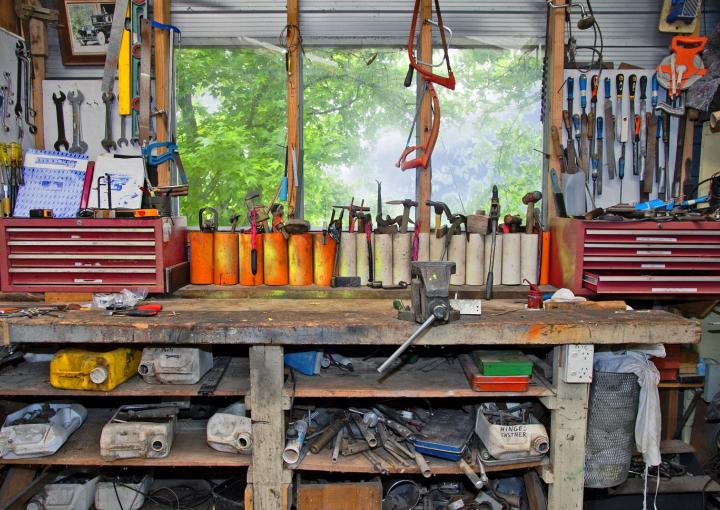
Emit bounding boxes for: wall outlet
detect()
[562,344,594,383]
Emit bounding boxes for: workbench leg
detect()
[547,346,589,510]
[249,345,286,510]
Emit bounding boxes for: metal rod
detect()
[377,313,436,373]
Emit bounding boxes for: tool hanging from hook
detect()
[396,82,440,171]
[404,0,455,90]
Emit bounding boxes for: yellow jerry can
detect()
[50,348,142,391]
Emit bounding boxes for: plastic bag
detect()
[92,289,148,310]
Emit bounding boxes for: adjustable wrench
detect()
[101,92,117,152]
[52,92,69,152]
[67,90,88,154]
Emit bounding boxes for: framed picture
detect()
[57,0,116,65]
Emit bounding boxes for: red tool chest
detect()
[550,217,720,296]
[0,217,188,293]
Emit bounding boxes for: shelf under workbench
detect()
[0,409,252,468]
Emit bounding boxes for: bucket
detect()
[289,233,313,286]
[312,233,336,286]
[214,233,239,285]
[263,232,289,286]
[188,231,214,284]
[239,233,264,286]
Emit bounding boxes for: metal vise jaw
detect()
[410,261,460,324]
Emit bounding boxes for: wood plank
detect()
[29,16,47,149]
[0,358,249,397]
[0,467,37,505]
[545,0,565,219]
[297,448,547,475]
[286,0,300,217]
[0,3,18,34]
[153,0,170,187]
[416,0,432,234]
[5,298,700,347]
[292,358,553,399]
[523,470,548,510]
[174,284,552,300]
[660,439,695,455]
[296,479,382,510]
[609,475,720,495]
[0,409,252,467]
[249,346,285,510]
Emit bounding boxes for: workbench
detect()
[0,297,701,510]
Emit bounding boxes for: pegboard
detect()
[42,79,144,159]
[562,69,680,213]
[0,27,35,149]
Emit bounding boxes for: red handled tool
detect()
[250,208,258,275]
[411,222,421,261]
[107,304,162,317]
[396,83,440,171]
[404,0,455,90]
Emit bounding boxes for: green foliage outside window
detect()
[177,46,542,227]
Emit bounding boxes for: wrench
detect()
[117,115,129,147]
[15,42,36,135]
[67,90,88,154]
[52,92,69,152]
[0,87,8,133]
[101,92,117,152]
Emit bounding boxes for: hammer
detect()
[386,199,418,234]
[426,200,452,238]
[522,191,542,234]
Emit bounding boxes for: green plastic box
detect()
[473,350,533,376]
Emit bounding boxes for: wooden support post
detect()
[415,0,432,233]
[249,345,286,510]
[679,15,702,198]
[0,3,18,35]
[286,0,300,218]
[153,0,171,186]
[544,1,565,220]
[29,16,47,149]
[547,345,589,510]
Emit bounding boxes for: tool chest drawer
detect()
[550,218,720,296]
[0,218,187,293]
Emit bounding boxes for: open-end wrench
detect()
[52,92,69,151]
[101,92,117,152]
[67,90,88,154]
[15,42,36,135]
[117,115,129,147]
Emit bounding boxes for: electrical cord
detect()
[565,0,604,75]
[110,482,213,510]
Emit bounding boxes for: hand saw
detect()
[603,77,617,179]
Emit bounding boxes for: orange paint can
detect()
[239,233,264,286]
[213,232,239,285]
[263,232,289,286]
[288,233,313,286]
[539,230,551,285]
[312,233,336,287]
[188,231,214,284]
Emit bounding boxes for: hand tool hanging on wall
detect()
[99,0,130,150]
[588,74,599,160]
[627,75,638,176]
[660,110,670,199]
[52,92,69,152]
[594,116,603,197]
[550,125,568,174]
[615,74,624,141]
[656,36,707,115]
[14,41,36,138]
[633,115,641,189]
[130,0,148,146]
[651,74,661,191]
[67,90,88,155]
[117,5,131,147]
[579,74,589,173]
[404,0,455,90]
[375,181,399,233]
[573,114,585,173]
[485,186,500,300]
[645,112,658,200]
[550,168,567,218]
[618,115,628,203]
[603,77,616,180]
[138,17,152,146]
[562,111,578,174]
[142,142,189,196]
[639,76,650,200]
[671,109,686,199]
[396,83,440,171]
[566,76,574,120]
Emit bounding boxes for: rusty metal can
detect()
[213,232,239,285]
[263,232,289,286]
[312,233,336,287]
[289,233,313,286]
[239,233,264,286]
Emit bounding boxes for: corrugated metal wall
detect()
[48,1,720,78]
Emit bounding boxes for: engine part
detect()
[382,479,422,510]
[207,401,252,454]
[138,347,213,384]
[27,475,98,510]
[50,348,141,391]
[100,403,179,460]
[475,403,549,464]
[95,475,152,510]
[0,403,86,459]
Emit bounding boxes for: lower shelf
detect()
[0,409,251,468]
[297,450,547,475]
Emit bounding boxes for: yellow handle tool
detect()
[118,7,131,115]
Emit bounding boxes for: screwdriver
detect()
[572,114,582,166]
[567,76,574,118]
[615,74,624,139]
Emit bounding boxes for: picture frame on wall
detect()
[57,0,116,65]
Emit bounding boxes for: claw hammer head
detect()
[425,200,452,237]
[386,199,417,234]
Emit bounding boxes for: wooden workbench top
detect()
[3,298,700,346]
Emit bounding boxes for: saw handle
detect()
[639,75,647,100]
[616,74,624,96]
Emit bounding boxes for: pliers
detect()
[106,304,162,317]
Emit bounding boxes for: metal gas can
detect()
[207,401,252,454]
[138,347,213,384]
[100,404,178,460]
[26,475,99,510]
[95,475,153,510]
[0,403,86,459]
[50,348,141,391]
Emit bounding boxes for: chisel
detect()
[660,110,670,200]
[562,111,578,174]
[567,76,574,119]
[628,74,638,175]
[633,115,641,185]
[652,73,660,185]
[573,113,582,168]
[550,125,567,174]
[579,74,589,173]
[639,76,648,181]
[615,74,624,140]
[550,168,568,217]
[672,112,686,199]
[595,116,604,196]
[619,115,629,203]
[604,77,617,179]
[589,75,599,156]
[645,111,658,200]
